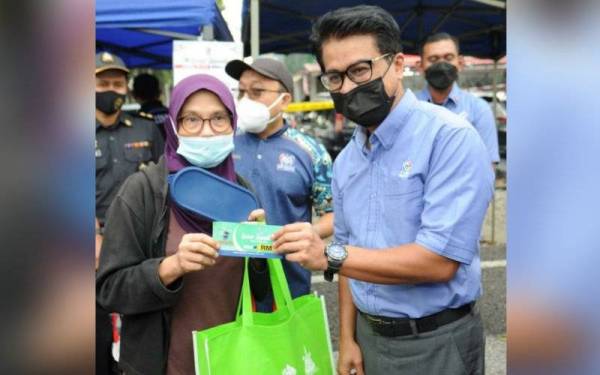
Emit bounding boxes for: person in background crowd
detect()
[417,32,500,166]
[95,51,164,374]
[132,73,169,139]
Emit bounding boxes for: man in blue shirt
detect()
[272,6,494,375]
[416,32,500,165]
[225,58,334,310]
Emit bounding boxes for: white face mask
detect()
[237,94,286,134]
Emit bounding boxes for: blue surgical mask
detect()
[170,116,234,168]
[177,135,234,168]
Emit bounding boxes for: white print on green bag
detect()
[303,347,317,374]
[281,347,317,375]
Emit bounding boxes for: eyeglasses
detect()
[320,53,393,92]
[233,87,284,101]
[177,113,232,135]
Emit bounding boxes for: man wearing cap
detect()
[95,51,163,374]
[416,32,500,166]
[225,57,334,310]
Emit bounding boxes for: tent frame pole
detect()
[251,0,260,58]
[491,58,499,244]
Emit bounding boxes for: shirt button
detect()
[109,136,115,141]
[257,154,262,160]
[113,158,118,163]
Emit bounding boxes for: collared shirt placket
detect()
[251,138,263,181]
[365,137,383,313]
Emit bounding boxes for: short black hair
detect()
[420,32,460,56]
[310,5,402,70]
[133,73,161,101]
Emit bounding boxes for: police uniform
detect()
[95,51,165,226]
[95,111,164,225]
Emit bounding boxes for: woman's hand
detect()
[247,209,266,223]
[159,233,220,286]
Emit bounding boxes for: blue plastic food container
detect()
[168,167,259,223]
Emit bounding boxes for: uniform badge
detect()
[398,160,413,178]
[125,141,150,149]
[95,140,102,158]
[101,52,114,63]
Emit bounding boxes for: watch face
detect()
[328,244,346,260]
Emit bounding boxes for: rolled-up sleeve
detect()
[415,125,494,264]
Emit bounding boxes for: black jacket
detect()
[96,156,267,375]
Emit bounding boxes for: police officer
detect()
[132,73,169,139]
[95,52,164,229]
[95,51,163,374]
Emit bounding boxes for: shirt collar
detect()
[422,82,461,107]
[355,89,417,151]
[96,112,131,130]
[243,120,289,140]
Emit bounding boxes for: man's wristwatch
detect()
[324,242,348,282]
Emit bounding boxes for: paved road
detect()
[312,244,506,374]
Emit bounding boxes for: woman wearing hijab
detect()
[97,74,266,375]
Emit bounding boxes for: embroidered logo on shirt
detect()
[399,160,413,178]
[276,152,296,173]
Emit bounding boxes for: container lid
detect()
[168,167,259,223]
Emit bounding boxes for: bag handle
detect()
[239,258,254,326]
[267,258,295,314]
[237,258,296,326]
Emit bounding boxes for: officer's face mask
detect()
[425,62,458,91]
[169,116,234,168]
[96,90,126,115]
[330,77,395,128]
[236,93,286,134]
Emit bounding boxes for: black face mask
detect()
[425,62,458,91]
[96,90,126,114]
[331,78,395,128]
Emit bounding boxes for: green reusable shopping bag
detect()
[193,258,335,375]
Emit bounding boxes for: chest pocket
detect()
[95,138,108,170]
[384,175,423,197]
[382,175,424,243]
[123,142,152,165]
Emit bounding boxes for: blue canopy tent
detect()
[242,0,505,59]
[96,0,234,69]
